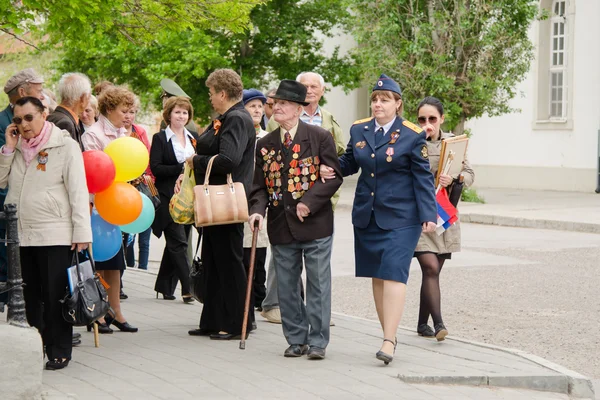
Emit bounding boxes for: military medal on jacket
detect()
[37,151,48,171]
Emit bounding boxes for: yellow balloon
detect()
[104,137,149,182]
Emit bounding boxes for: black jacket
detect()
[150,129,199,237]
[46,106,85,151]
[192,102,255,197]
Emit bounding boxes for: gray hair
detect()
[57,72,92,106]
[265,88,277,97]
[87,95,99,115]
[296,72,325,88]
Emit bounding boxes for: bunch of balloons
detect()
[83,137,154,262]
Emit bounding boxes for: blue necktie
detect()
[375,127,384,146]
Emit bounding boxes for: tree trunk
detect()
[454,116,466,136]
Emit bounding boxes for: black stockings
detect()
[417,253,446,326]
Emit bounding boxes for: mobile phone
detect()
[11,128,19,136]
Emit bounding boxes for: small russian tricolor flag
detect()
[436,188,458,235]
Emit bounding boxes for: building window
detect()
[549,0,567,119]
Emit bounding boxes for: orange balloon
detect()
[95,182,142,225]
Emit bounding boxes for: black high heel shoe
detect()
[87,321,113,334]
[105,313,138,332]
[156,292,176,300]
[375,337,397,365]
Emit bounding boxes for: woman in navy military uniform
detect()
[321,74,437,365]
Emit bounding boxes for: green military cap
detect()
[160,78,191,99]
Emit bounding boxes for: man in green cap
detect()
[159,78,198,134]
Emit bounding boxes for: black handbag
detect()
[60,251,110,326]
[448,179,464,207]
[136,175,161,210]
[189,232,205,303]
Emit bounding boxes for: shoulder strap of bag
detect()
[203,155,234,186]
[195,230,202,258]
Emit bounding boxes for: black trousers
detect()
[155,223,192,297]
[243,247,267,307]
[199,223,252,334]
[20,246,73,360]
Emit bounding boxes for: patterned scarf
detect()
[21,121,52,167]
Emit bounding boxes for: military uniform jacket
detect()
[249,121,343,245]
[415,131,475,254]
[340,116,436,230]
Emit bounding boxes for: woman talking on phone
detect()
[0,96,91,370]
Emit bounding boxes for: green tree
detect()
[349,0,540,134]
[54,0,359,123]
[1,0,260,48]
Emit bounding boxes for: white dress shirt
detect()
[165,126,195,163]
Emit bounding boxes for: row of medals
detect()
[261,145,320,206]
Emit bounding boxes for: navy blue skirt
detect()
[354,215,421,284]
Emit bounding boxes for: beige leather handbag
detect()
[193,155,249,227]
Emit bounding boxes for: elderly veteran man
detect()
[248,80,343,359]
[0,68,45,311]
[47,73,92,151]
[261,71,345,324]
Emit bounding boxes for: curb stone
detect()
[461,213,600,234]
[331,311,595,399]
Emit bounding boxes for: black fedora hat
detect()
[269,79,309,106]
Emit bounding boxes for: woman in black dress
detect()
[150,96,197,302]
[185,69,255,339]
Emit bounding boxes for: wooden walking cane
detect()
[240,220,260,350]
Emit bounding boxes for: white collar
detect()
[166,125,193,141]
[374,118,396,135]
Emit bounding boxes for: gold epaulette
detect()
[352,117,374,125]
[403,120,423,133]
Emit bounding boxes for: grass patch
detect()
[461,187,485,203]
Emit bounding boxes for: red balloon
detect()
[83,150,116,193]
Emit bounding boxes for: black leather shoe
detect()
[188,328,214,336]
[156,292,176,300]
[96,322,113,334]
[111,319,138,333]
[72,338,81,346]
[119,290,128,300]
[417,324,435,338]
[434,323,448,342]
[46,358,70,370]
[209,332,247,340]
[182,295,195,304]
[307,346,326,360]
[284,344,308,357]
[72,332,81,339]
[250,322,257,332]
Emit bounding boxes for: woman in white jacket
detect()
[0,96,92,370]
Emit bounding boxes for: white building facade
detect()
[467,0,600,192]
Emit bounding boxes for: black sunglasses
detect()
[417,116,438,124]
[12,114,36,125]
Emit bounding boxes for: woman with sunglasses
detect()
[320,74,437,365]
[414,96,475,341]
[0,96,92,370]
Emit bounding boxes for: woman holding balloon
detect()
[150,96,196,302]
[82,86,141,333]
